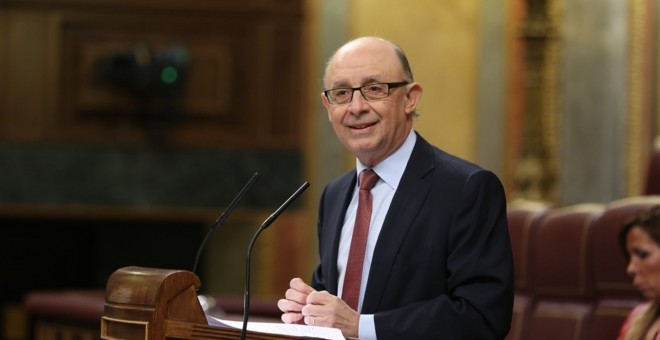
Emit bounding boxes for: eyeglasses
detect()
[323,81,409,105]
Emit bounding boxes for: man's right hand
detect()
[277,278,316,324]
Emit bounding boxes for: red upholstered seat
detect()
[507,200,552,294]
[533,204,603,300]
[507,294,534,340]
[525,204,604,340]
[23,290,106,324]
[591,299,641,339]
[527,301,593,340]
[505,200,552,340]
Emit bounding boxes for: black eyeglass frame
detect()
[323,81,410,105]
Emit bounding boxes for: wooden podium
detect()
[101,266,311,340]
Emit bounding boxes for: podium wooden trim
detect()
[101,266,312,340]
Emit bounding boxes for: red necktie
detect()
[342,169,379,311]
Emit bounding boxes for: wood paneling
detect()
[0,0,304,149]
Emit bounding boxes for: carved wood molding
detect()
[509,0,563,202]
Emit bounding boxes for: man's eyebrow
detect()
[327,80,350,89]
[361,76,382,84]
[328,76,384,89]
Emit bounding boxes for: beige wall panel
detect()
[348,1,480,160]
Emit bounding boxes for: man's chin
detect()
[346,139,375,153]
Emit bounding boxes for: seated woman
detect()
[618,205,660,340]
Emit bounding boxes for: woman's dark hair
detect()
[618,205,660,257]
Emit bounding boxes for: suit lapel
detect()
[325,172,357,295]
[361,135,435,313]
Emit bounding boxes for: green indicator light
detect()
[161,66,178,84]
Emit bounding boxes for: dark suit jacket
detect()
[311,132,514,339]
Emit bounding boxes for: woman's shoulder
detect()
[631,301,654,316]
[618,301,654,340]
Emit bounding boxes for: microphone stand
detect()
[192,172,259,275]
[240,182,310,340]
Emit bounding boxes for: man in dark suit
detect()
[277,36,513,339]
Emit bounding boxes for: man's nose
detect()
[348,89,369,113]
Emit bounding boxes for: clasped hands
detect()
[277,278,359,338]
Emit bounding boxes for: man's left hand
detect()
[301,290,359,338]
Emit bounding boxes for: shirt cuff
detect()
[358,314,377,340]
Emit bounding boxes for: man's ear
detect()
[404,83,423,114]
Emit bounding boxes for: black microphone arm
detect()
[240,181,310,340]
[192,172,259,275]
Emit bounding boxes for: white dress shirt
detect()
[336,129,416,340]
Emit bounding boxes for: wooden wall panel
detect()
[0,0,304,149]
[0,11,54,142]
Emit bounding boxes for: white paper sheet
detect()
[207,315,345,340]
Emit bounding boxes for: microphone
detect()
[191,172,259,275]
[240,181,310,340]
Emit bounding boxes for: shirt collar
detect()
[356,129,417,191]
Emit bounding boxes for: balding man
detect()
[277,36,513,340]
